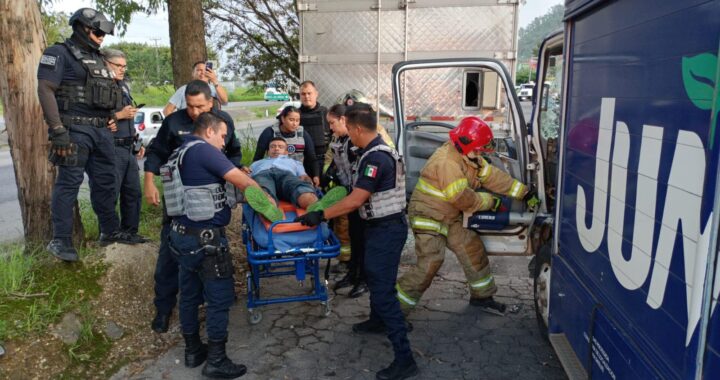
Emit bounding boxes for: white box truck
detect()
[298,0,519,120]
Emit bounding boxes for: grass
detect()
[237,128,258,167]
[228,86,264,102]
[132,84,175,107]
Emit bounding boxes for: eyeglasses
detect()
[92,29,106,37]
[106,61,127,69]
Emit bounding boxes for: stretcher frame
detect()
[241,206,340,325]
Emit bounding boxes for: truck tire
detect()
[533,243,552,339]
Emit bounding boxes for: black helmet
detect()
[69,8,115,36]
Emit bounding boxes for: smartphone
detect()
[205,61,213,70]
[135,103,146,109]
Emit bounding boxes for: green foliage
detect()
[227,87,265,102]
[238,130,258,168]
[131,84,175,107]
[0,244,105,341]
[40,10,72,45]
[0,245,35,294]
[517,5,564,64]
[104,42,174,86]
[137,176,165,241]
[516,67,531,85]
[206,0,299,86]
[94,0,165,35]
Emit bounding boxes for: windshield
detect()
[134,112,144,124]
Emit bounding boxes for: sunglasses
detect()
[92,29,106,37]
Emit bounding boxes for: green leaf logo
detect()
[682,53,720,148]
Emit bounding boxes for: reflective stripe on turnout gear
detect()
[476,191,497,210]
[477,159,492,182]
[416,178,468,201]
[470,274,495,291]
[410,216,448,236]
[508,180,526,198]
[395,284,417,306]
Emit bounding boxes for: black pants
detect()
[113,145,141,234]
[348,210,366,284]
[52,124,119,238]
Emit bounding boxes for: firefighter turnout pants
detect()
[396,217,497,311]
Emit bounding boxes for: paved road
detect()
[117,244,565,380]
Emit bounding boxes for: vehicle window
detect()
[134,112,144,124]
[539,54,563,140]
[463,71,481,109]
[151,113,163,123]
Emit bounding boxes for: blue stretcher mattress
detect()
[243,204,330,252]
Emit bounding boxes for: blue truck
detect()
[392,0,720,378]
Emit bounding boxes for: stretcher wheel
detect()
[321,301,332,317]
[248,309,263,325]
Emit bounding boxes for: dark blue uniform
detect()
[169,136,236,340]
[38,40,119,240]
[144,110,242,320]
[111,80,142,234]
[354,135,413,365]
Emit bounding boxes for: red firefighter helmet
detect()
[449,116,495,155]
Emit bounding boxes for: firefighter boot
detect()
[202,339,247,379]
[183,332,207,368]
[469,296,507,316]
[376,357,419,380]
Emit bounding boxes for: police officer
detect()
[103,48,147,243]
[395,117,540,316]
[164,112,266,378]
[38,8,134,262]
[144,80,244,333]
[297,108,418,380]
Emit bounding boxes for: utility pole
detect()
[149,37,161,83]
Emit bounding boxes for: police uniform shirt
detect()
[37,43,107,118]
[144,109,243,175]
[354,135,402,221]
[253,126,319,177]
[175,136,236,228]
[114,80,135,139]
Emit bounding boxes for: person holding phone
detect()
[103,48,148,244]
[163,61,228,115]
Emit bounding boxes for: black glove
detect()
[523,187,541,210]
[294,210,324,227]
[49,126,73,155]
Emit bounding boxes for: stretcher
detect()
[241,201,340,324]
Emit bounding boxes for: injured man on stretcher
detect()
[244,137,347,222]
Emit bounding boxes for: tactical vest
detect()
[272,125,305,162]
[352,144,406,220]
[161,140,238,222]
[55,40,122,113]
[329,136,353,186]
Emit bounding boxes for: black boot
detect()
[151,311,171,333]
[376,358,419,380]
[47,239,79,262]
[469,296,507,316]
[202,339,247,379]
[333,272,354,291]
[183,332,208,368]
[348,282,369,298]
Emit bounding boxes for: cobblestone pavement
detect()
[119,239,566,380]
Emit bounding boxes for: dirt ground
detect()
[0,209,249,379]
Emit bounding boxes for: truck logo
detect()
[575,96,715,346]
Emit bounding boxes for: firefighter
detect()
[396,116,540,316]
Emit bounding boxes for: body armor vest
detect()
[55,40,122,113]
[329,136,353,186]
[161,140,238,222]
[272,125,305,162]
[352,144,406,220]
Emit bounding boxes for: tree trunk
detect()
[168,0,207,89]
[0,0,55,244]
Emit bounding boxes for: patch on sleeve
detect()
[40,54,57,67]
[364,164,378,178]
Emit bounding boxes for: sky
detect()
[52,0,564,48]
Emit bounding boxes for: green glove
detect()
[524,188,540,210]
